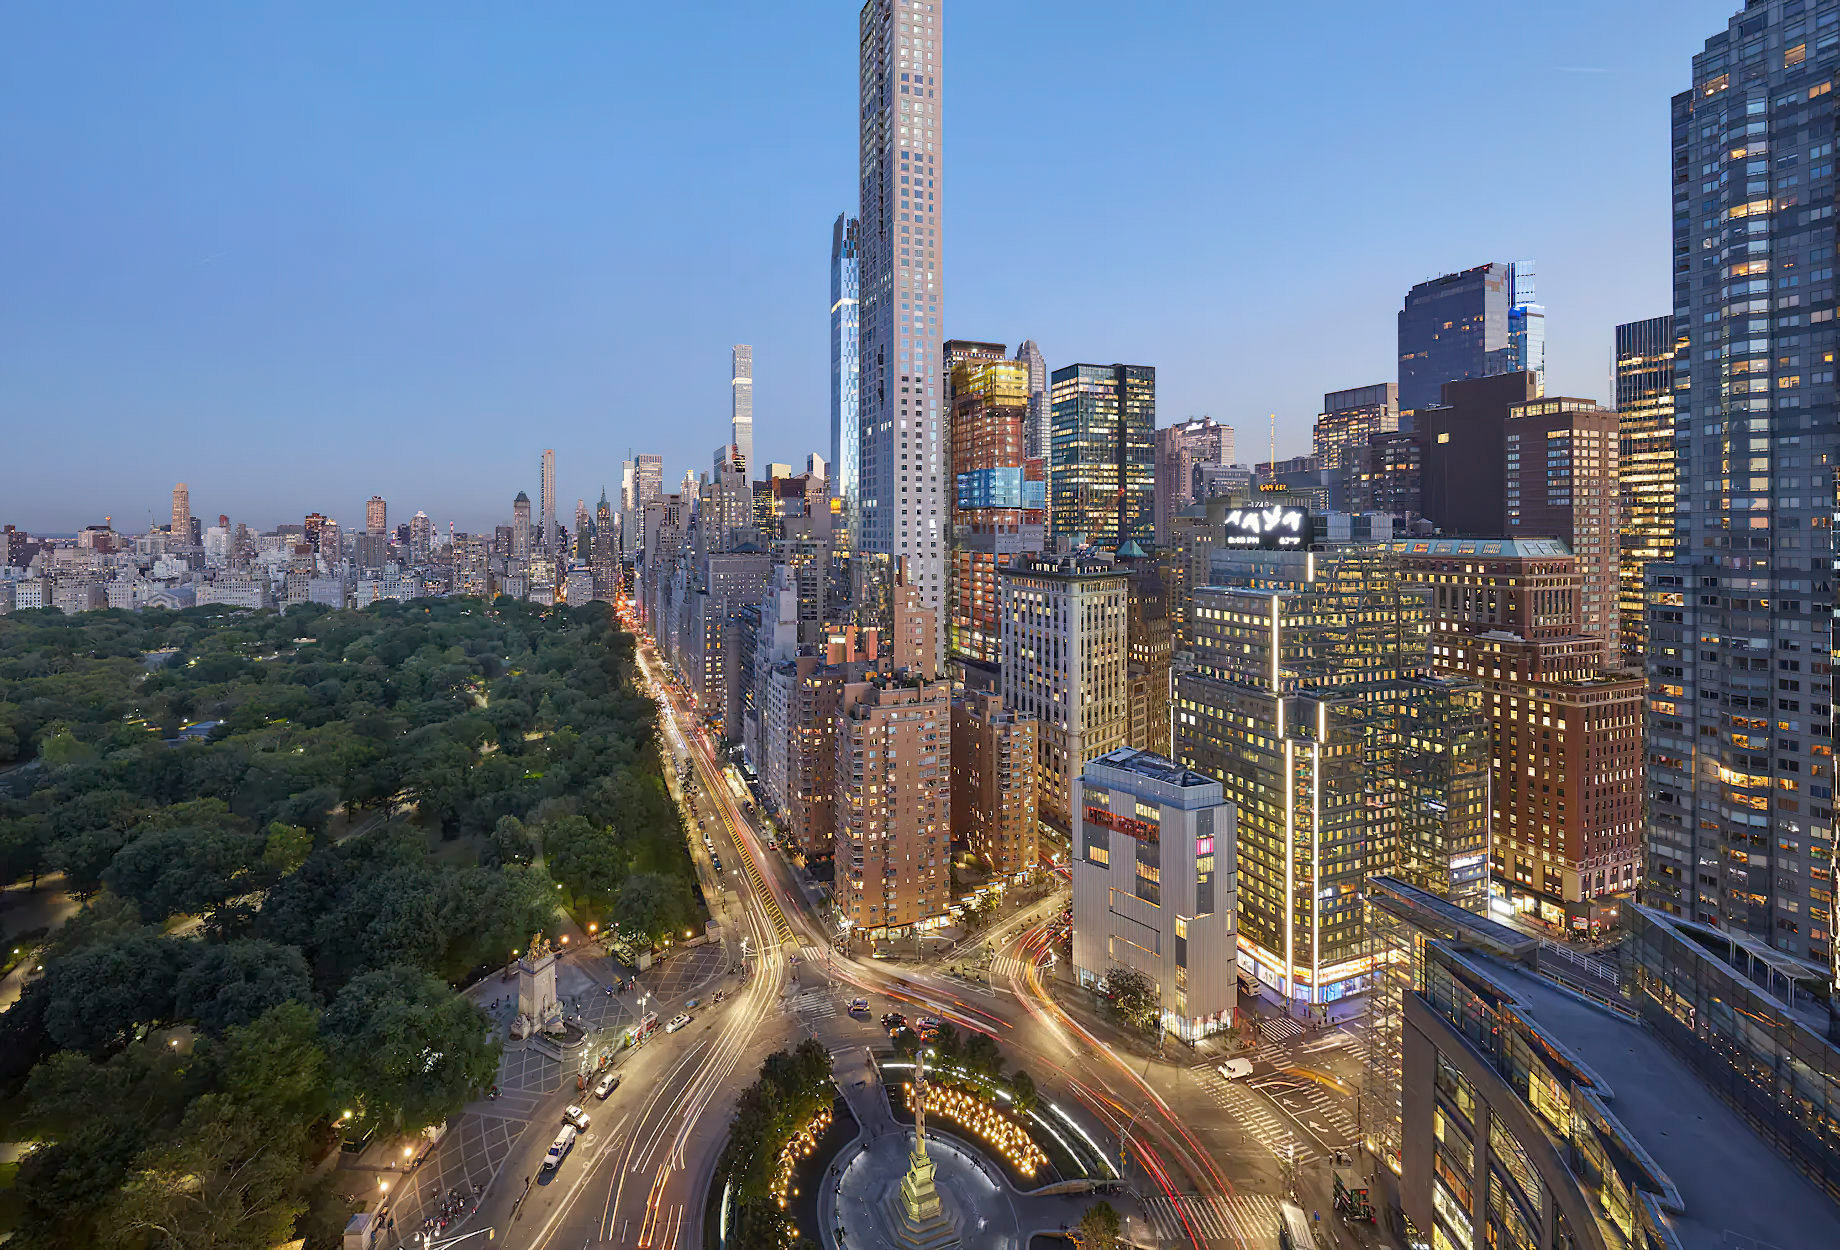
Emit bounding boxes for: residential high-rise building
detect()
[1071,748,1238,1041]
[951,690,1038,878]
[170,483,190,544]
[365,495,387,534]
[409,511,432,563]
[892,556,938,682]
[1154,417,1233,546]
[857,0,947,659]
[834,671,952,937]
[1176,541,1490,1003]
[1646,7,1840,969]
[1397,262,1516,414]
[832,214,862,523]
[303,512,328,553]
[1313,383,1399,471]
[732,345,755,480]
[539,449,557,554]
[1014,339,1050,462]
[999,554,1130,845]
[1401,538,1645,931]
[512,492,532,560]
[1615,314,1678,663]
[947,352,1043,676]
[1117,547,1172,755]
[1049,364,1156,551]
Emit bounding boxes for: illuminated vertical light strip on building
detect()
[1312,700,1325,1005]
[1284,738,1296,1003]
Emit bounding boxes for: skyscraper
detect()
[1014,339,1050,462]
[1049,364,1156,550]
[1312,384,1398,471]
[1507,260,1546,393]
[512,491,532,561]
[1154,416,1233,545]
[948,354,1043,676]
[732,345,754,481]
[539,449,557,554]
[857,0,947,660]
[409,511,432,563]
[1397,262,1515,414]
[170,483,190,544]
[1615,315,1678,663]
[1647,7,1837,968]
[831,214,862,521]
[365,495,388,534]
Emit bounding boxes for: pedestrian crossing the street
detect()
[1194,1068,1319,1166]
[1138,1192,1286,1248]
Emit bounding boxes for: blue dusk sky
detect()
[3,1,1736,534]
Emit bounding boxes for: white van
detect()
[1218,1058,1254,1081]
[542,1124,578,1171]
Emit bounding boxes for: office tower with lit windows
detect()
[512,491,532,561]
[947,351,1043,677]
[303,513,328,553]
[1401,538,1645,930]
[1000,554,1130,844]
[1313,383,1399,471]
[1176,541,1490,1004]
[1647,5,1840,968]
[1015,339,1050,461]
[1154,417,1233,545]
[732,345,755,480]
[365,495,387,534]
[409,511,432,563]
[832,215,861,519]
[1398,263,1518,414]
[539,449,557,554]
[1615,315,1679,662]
[170,483,190,544]
[1049,364,1155,550]
[857,0,947,661]
[834,670,952,937]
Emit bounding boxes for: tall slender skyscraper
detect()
[1507,260,1546,394]
[1015,340,1049,461]
[831,215,861,523]
[732,346,755,481]
[858,0,946,659]
[539,449,557,554]
[1049,363,1155,551]
[1646,7,1836,969]
[365,495,388,534]
[170,483,190,543]
[1615,315,1678,664]
[512,492,532,560]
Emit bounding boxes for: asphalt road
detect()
[508,623,1391,1250]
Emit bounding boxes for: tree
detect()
[488,814,537,866]
[102,825,267,922]
[543,815,624,906]
[616,871,690,946]
[218,1002,331,1131]
[41,932,190,1055]
[173,940,315,1035]
[1007,1069,1038,1115]
[1076,1199,1123,1250]
[322,964,499,1133]
[1105,965,1161,1035]
[260,822,313,877]
[962,1030,1004,1082]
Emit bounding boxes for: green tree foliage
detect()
[544,813,625,906]
[172,940,315,1036]
[1077,1199,1123,1249]
[322,964,500,1134]
[1008,1068,1038,1115]
[720,1039,834,1208]
[101,825,268,922]
[40,931,190,1055]
[616,870,693,946]
[1105,964,1162,1035]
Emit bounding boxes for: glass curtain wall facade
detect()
[832,214,862,529]
[1614,314,1680,663]
[1397,263,1515,414]
[1646,3,1840,968]
[1048,363,1155,550]
[948,357,1043,672]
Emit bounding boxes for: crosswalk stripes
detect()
[800,944,828,965]
[1257,1015,1306,1042]
[1195,1071,1319,1166]
[1138,1193,1284,1248]
[791,989,836,1021]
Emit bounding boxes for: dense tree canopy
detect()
[0,597,702,1248]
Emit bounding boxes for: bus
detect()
[1277,1201,1319,1250]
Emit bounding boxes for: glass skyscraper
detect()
[856,0,947,659]
[1615,314,1679,663]
[1397,262,1515,413]
[1048,363,1155,551]
[831,213,861,524]
[1506,260,1546,393]
[1646,1,1839,969]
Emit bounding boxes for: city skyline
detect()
[4,1,1733,531]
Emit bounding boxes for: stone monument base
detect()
[878,1177,959,1250]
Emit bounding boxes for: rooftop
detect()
[1086,747,1218,792]
[1465,950,1835,1250]
[1387,536,1572,559]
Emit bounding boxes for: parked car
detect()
[542,1125,578,1171]
[563,1105,591,1131]
[667,1013,692,1033]
[594,1072,621,1100]
[1218,1058,1254,1081]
